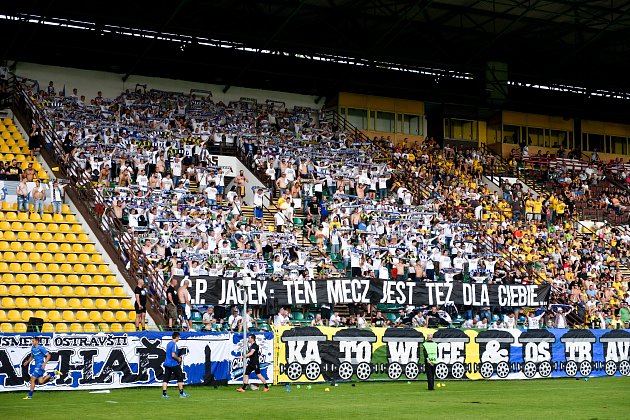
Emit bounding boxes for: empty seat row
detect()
[0,273,118,285]
[0,231,91,243]
[0,294,130,307]
[0,242,96,253]
[0,261,112,274]
[0,222,83,233]
[0,285,125,299]
[0,251,102,264]
[1,309,136,323]
[1,203,70,213]
[1,322,137,333]
[0,212,76,223]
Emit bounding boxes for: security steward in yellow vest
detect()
[423,334,438,390]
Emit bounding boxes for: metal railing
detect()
[8,80,167,324]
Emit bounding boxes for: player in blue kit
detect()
[162,332,190,398]
[22,337,64,399]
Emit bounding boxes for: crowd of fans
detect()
[17,78,630,332]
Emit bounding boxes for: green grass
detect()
[1,377,629,420]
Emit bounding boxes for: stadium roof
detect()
[2,0,630,120]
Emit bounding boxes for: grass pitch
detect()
[1,377,629,419]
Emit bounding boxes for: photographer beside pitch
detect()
[236,334,270,393]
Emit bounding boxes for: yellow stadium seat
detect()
[78,233,90,242]
[4,251,15,261]
[29,212,41,222]
[47,243,59,252]
[0,310,5,321]
[56,323,69,333]
[72,224,84,234]
[49,286,61,296]
[93,275,105,285]
[88,287,100,297]
[41,297,54,308]
[69,323,82,333]
[60,243,72,253]
[16,251,27,261]
[98,265,111,275]
[22,285,34,295]
[35,285,47,295]
[62,204,70,213]
[53,213,64,223]
[66,254,78,263]
[0,241,8,251]
[41,253,53,263]
[8,310,21,321]
[73,243,84,253]
[9,262,21,272]
[56,298,68,308]
[62,311,76,322]
[85,264,97,274]
[0,285,7,295]
[54,274,67,284]
[115,311,129,322]
[85,244,96,253]
[74,264,85,274]
[124,323,136,333]
[34,310,47,321]
[29,232,41,241]
[75,286,87,297]
[35,242,47,252]
[41,232,53,241]
[76,311,89,322]
[54,253,66,263]
[28,297,41,308]
[48,263,60,273]
[48,310,62,322]
[81,298,95,309]
[80,275,93,285]
[79,254,90,263]
[14,323,27,333]
[21,263,33,273]
[16,273,29,284]
[17,231,29,241]
[97,323,110,333]
[66,214,77,223]
[67,274,80,285]
[83,323,97,333]
[2,297,15,308]
[2,273,15,283]
[114,287,126,297]
[95,299,107,310]
[61,286,73,296]
[68,298,81,309]
[105,276,118,285]
[101,287,112,297]
[18,212,29,221]
[59,224,70,233]
[21,310,34,321]
[102,311,115,322]
[1,323,14,332]
[48,223,59,232]
[10,222,21,230]
[90,311,103,322]
[15,297,28,308]
[91,254,103,263]
[5,212,17,221]
[61,264,73,273]
[28,273,41,283]
[8,285,21,296]
[41,323,54,333]
[41,274,54,284]
[121,300,134,310]
[110,323,123,333]
[10,241,22,251]
[65,233,77,242]
[2,232,15,241]
[108,299,121,310]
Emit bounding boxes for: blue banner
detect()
[0,332,274,392]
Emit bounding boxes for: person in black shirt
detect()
[134,279,148,331]
[236,334,269,392]
[373,311,386,327]
[165,278,179,329]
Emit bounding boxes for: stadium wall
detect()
[13,62,322,109]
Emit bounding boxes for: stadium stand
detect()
[3,74,629,333]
